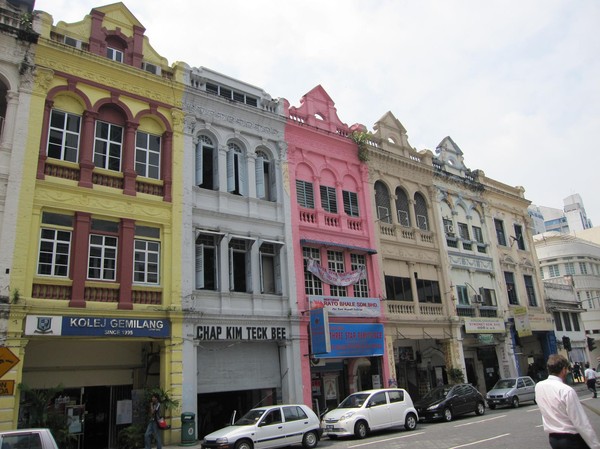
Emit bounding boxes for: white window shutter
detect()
[239,155,248,196]
[245,248,252,293]
[269,163,277,202]
[255,156,265,199]
[195,244,204,289]
[229,245,234,291]
[227,149,235,192]
[274,251,282,294]
[259,253,265,293]
[195,142,203,185]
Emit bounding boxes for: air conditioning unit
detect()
[444,223,455,235]
[472,294,483,303]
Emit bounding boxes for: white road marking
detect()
[448,433,511,448]
[453,415,506,427]
[347,431,426,448]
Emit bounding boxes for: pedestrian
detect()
[535,354,600,449]
[573,363,583,383]
[144,393,163,449]
[584,363,598,398]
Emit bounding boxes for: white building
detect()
[534,232,600,364]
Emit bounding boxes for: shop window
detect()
[494,219,507,246]
[195,135,218,190]
[94,121,123,171]
[260,242,282,294]
[513,224,525,250]
[47,109,81,162]
[553,312,563,331]
[351,253,368,298]
[229,237,254,293]
[135,131,161,179]
[374,181,391,223]
[296,180,314,209]
[384,275,412,301]
[303,247,322,295]
[416,278,441,303]
[504,271,518,305]
[256,149,276,201]
[226,142,247,195]
[523,275,537,307]
[395,188,411,227]
[37,212,73,277]
[343,190,359,217]
[328,250,346,297]
[320,185,337,213]
[195,232,223,290]
[414,192,429,231]
[133,226,160,285]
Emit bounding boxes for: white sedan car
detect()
[321,388,418,439]
[201,404,322,449]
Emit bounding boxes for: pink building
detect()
[285,86,389,411]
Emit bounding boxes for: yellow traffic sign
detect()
[0,380,15,395]
[0,347,20,378]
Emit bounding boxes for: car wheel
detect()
[404,413,417,431]
[475,402,485,415]
[354,420,368,439]
[235,440,253,449]
[302,431,318,449]
[511,396,520,408]
[488,404,496,410]
[443,408,453,422]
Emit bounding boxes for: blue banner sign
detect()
[25,315,170,338]
[320,323,385,358]
[310,308,331,355]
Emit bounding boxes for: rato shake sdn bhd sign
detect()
[25,315,170,338]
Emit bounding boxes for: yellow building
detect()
[3,3,185,447]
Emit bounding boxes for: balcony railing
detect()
[385,301,444,318]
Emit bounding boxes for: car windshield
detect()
[422,386,452,401]
[493,379,516,389]
[338,393,370,408]
[234,409,266,425]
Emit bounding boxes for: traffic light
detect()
[588,337,596,351]
[562,335,572,351]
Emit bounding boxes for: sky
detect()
[35,0,600,225]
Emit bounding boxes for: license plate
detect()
[326,425,333,430]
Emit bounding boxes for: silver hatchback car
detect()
[486,376,536,409]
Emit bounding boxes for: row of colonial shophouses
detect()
[0,1,564,447]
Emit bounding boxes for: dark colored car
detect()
[414,384,485,422]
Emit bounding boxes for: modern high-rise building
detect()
[529,193,593,235]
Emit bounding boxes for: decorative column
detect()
[118,218,135,310]
[122,121,138,196]
[70,212,91,308]
[36,98,53,180]
[78,111,97,188]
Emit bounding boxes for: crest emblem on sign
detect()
[34,317,53,334]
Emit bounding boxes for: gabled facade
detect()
[180,64,292,438]
[434,137,553,391]
[5,4,185,445]
[285,86,386,412]
[365,112,458,400]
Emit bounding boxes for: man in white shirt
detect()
[585,363,598,398]
[535,354,600,449]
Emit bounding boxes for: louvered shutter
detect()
[195,142,203,185]
[255,156,265,199]
[227,149,235,192]
[195,244,204,289]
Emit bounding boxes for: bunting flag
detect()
[307,259,366,286]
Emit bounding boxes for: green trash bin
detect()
[181,412,196,446]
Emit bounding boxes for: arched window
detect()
[195,135,217,190]
[395,187,411,227]
[414,192,429,231]
[227,142,247,196]
[255,149,276,201]
[374,181,392,223]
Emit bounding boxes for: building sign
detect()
[196,324,287,341]
[464,317,505,334]
[513,306,533,337]
[310,308,331,355]
[0,347,19,378]
[309,295,380,317]
[319,323,385,358]
[25,315,170,338]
